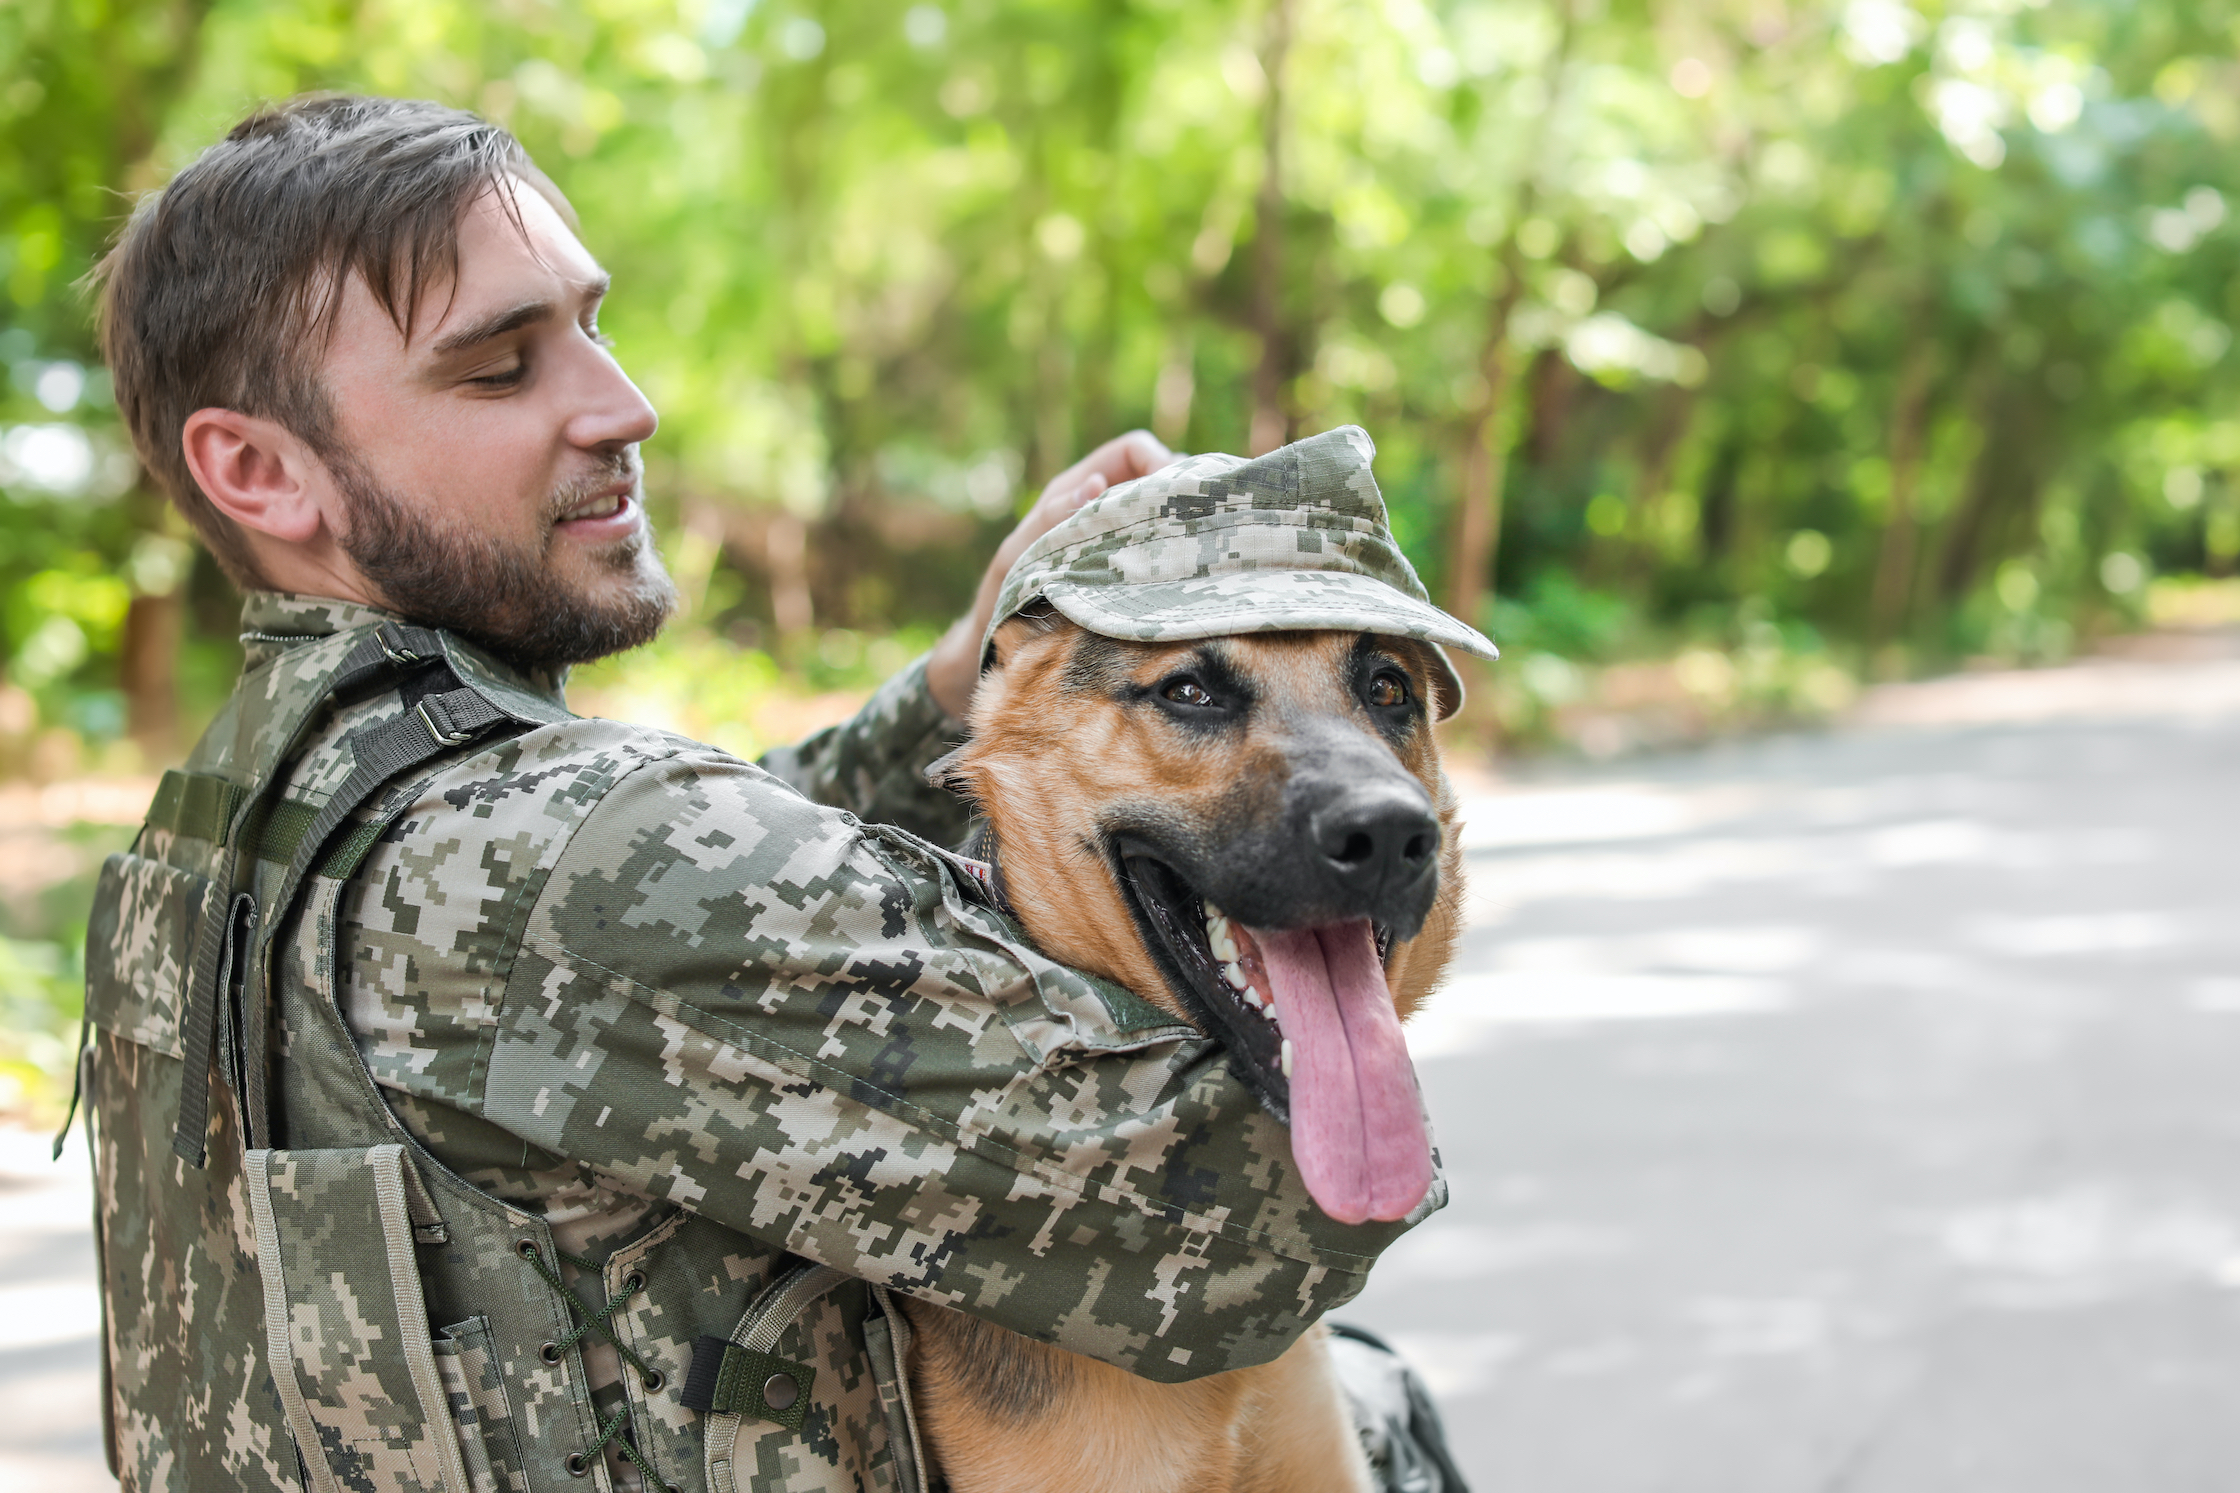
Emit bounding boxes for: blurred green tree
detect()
[6,0,2240,767]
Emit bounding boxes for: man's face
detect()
[316,179,672,669]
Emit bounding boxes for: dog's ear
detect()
[986,600,1070,673]
[923,745,976,797]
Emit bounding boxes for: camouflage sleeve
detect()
[754,654,974,844]
[482,738,1434,1383]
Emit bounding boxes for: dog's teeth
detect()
[1222,959,1249,990]
[1280,1039,1294,1078]
[1208,925,1236,962]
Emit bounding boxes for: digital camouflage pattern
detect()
[84,591,1440,1493]
[989,425,1497,717]
[238,1143,476,1493]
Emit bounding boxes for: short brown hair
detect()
[95,95,570,588]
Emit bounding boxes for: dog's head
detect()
[942,610,1464,1226]
[934,428,1496,1226]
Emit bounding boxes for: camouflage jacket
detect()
[82,593,1439,1493]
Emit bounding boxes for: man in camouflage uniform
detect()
[74,95,1448,1492]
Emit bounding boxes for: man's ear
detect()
[180,408,328,544]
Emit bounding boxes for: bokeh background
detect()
[11,0,2240,1138]
[10,3,2240,1486]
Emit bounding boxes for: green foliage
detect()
[0,816,122,1122]
[569,620,942,762]
[15,0,2240,1093]
[0,932,82,1123]
[1487,569,1639,662]
[6,0,2240,770]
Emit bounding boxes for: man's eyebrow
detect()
[427,275,611,357]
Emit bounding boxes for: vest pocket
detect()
[83,850,209,1059]
[244,1142,476,1493]
[433,1315,522,1493]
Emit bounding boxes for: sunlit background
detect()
[7,1,2240,1484]
[10,0,2240,777]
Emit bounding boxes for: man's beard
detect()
[332,452,677,673]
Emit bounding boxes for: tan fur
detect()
[958,620,1464,1026]
[906,619,1464,1493]
[900,1303,1367,1493]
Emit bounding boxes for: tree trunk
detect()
[1153,333,1195,447]
[1610,383,1700,591]
[1034,317,1074,485]
[121,590,181,760]
[1634,383,1698,513]
[672,501,727,619]
[1935,385,2035,608]
[1247,0,1294,456]
[1698,434,1743,566]
[1443,0,1576,625]
[765,512,816,637]
[1446,274,1528,628]
[1077,4,1126,450]
[2208,476,2239,577]
[1869,341,1938,648]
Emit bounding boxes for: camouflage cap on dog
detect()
[989,425,1498,717]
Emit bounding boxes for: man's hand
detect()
[925,430,1177,719]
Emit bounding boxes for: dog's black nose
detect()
[1310,787,1438,902]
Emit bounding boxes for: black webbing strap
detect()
[172,889,257,1164]
[329,621,450,701]
[170,619,515,1166]
[235,683,522,1151]
[146,620,447,856]
[265,688,514,898]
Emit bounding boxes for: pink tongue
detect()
[1254,918,1433,1224]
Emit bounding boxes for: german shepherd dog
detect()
[903,601,1465,1493]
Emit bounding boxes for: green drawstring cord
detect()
[518,1240,674,1490]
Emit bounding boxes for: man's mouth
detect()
[553,480,641,539]
[1113,844,1432,1225]
[562,490,629,521]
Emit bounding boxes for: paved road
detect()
[0,1125,104,1491]
[5,637,2237,1490]
[1350,636,2240,1491]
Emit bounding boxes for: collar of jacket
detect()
[237,591,572,708]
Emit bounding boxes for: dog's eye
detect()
[1366,671,1410,709]
[1163,678,1218,708]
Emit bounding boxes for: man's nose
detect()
[567,340,659,451]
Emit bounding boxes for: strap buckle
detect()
[415,697,477,747]
[680,1337,816,1428]
[376,622,423,666]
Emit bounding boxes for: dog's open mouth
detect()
[1115,845,1434,1225]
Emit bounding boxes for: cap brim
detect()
[1044,573,1498,720]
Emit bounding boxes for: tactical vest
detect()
[72,618,927,1493]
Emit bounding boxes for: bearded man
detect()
[73,95,1438,1493]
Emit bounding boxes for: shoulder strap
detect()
[172,622,559,1164]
